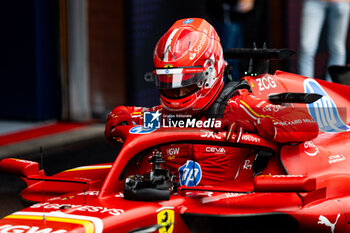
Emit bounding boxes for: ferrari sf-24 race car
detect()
[1,49,350,233]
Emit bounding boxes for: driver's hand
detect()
[225,120,257,141]
[105,106,133,143]
[224,118,275,142]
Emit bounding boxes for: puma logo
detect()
[318,213,341,233]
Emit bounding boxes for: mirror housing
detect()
[254,175,316,192]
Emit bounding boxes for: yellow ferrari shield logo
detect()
[157,209,175,233]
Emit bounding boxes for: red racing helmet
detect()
[153,18,225,114]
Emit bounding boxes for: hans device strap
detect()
[206,79,251,119]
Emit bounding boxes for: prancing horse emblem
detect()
[318,214,340,233]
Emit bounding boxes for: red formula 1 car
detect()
[1,49,350,233]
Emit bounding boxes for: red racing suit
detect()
[106,89,319,186]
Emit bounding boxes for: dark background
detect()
[0,0,348,121]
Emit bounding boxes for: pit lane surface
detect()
[0,137,121,218]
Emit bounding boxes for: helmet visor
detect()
[154,67,207,89]
[161,84,198,99]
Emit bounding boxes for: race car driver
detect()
[105,18,319,186]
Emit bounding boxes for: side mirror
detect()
[254,175,316,192]
[268,92,322,105]
[0,158,40,177]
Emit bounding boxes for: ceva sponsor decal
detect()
[205,147,226,153]
[304,78,350,132]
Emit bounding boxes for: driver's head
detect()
[153,18,225,114]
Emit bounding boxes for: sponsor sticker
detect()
[304,78,350,132]
[157,210,174,233]
[304,140,319,157]
[240,134,261,143]
[328,154,346,164]
[256,76,277,91]
[183,18,193,24]
[318,213,340,233]
[0,225,66,233]
[178,160,202,187]
[30,203,124,216]
[4,211,104,233]
[205,147,226,153]
[193,29,207,53]
[189,52,196,60]
[225,192,247,198]
[243,160,253,170]
[77,191,99,196]
[166,147,180,160]
[200,130,221,139]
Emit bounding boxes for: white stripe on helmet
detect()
[163,28,179,62]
